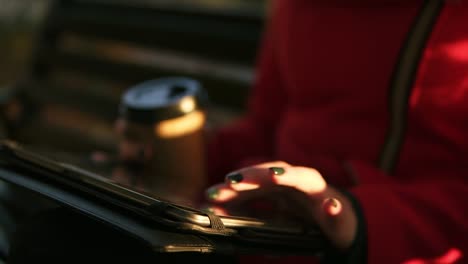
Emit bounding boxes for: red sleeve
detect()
[347,161,468,264]
[206,8,287,184]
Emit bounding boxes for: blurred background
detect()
[0,1,272,260]
[0,0,268,158]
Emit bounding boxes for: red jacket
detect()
[207,0,468,263]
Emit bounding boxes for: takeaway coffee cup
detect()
[116,77,208,204]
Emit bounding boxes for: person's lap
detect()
[6,206,238,264]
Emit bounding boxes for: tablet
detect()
[0,140,326,253]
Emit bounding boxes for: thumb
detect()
[312,189,358,250]
[322,197,343,217]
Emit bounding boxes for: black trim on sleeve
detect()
[378,0,444,174]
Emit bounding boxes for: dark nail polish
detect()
[201,207,215,214]
[325,198,338,208]
[226,172,243,184]
[269,167,285,175]
[323,197,342,217]
[207,187,219,200]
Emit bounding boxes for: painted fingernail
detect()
[322,198,342,216]
[269,167,285,175]
[206,187,219,200]
[226,172,243,184]
[201,206,215,214]
[201,206,228,216]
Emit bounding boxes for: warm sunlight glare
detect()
[273,166,327,195]
[230,182,261,191]
[216,189,238,202]
[179,97,196,113]
[154,110,205,138]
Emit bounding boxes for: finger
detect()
[226,165,327,195]
[273,166,327,195]
[222,162,290,191]
[206,182,274,205]
[266,185,320,225]
[224,161,292,183]
[205,164,284,204]
[224,167,274,191]
[200,205,230,216]
[205,183,238,203]
[310,189,358,250]
[225,160,290,183]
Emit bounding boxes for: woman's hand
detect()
[204,161,358,250]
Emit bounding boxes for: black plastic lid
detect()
[119,77,207,124]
